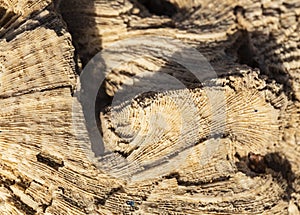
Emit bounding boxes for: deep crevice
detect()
[136,0,179,17]
[61,194,87,213]
[225,30,259,69]
[8,195,37,215]
[0,85,73,100]
[42,198,53,213]
[36,152,64,170]
[58,0,102,67]
[95,186,124,206]
[163,172,231,187]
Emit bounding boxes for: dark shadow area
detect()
[264,152,295,186]
[58,0,103,68]
[134,0,179,17]
[236,152,295,201]
[164,171,231,187]
[58,0,108,156]
[36,152,65,171]
[225,30,260,69]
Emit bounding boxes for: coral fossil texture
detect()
[0,0,299,214]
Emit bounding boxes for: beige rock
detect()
[0,0,299,214]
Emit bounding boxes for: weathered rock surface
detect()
[0,0,299,214]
